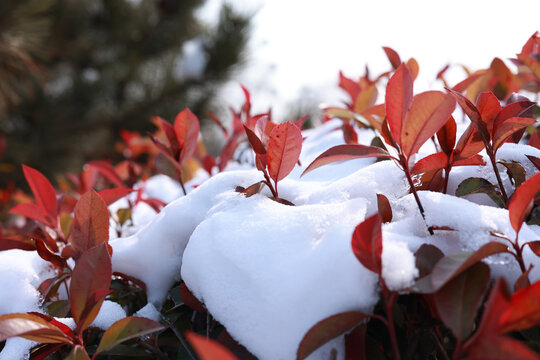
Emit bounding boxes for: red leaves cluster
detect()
[242,119,303,199]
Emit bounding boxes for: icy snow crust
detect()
[2,119,540,359]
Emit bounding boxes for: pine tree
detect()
[0,0,250,185]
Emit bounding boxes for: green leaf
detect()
[498,161,526,188]
[95,317,164,355]
[456,177,505,208]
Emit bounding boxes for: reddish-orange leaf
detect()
[452,154,486,167]
[499,280,540,333]
[406,58,419,80]
[21,165,57,223]
[385,64,413,143]
[70,190,109,259]
[508,172,540,235]
[69,243,112,332]
[95,317,164,355]
[411,152,448,175]
[529,131,540,149]
[98,187,135,205]
[527,155,540,171]
[493,117,536,151]
[0,236,36,251]
[339,71,361,102]
[475,92,501,135]
[301,145,392,176]
[493,100,535,134]
[342,123,358,144]
[436,116,457,156]
[267,122,302,183]
[400,91,456,158]
[87,161,124,188]
[454,124,485,159]
[376,194,392,223]
[185,331,238,360]
[9,202,51,226]
[383,46,402,69]
[447,88,490,145]
[174,108,200,164]
[243,125,266,155]
[35,238,65,269]
[297,311,369,360]
[154,116,178,154]
[0,313,73,344]
[351,214,383,274]
[353,84,378,114]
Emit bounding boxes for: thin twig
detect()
[163,318,198,360]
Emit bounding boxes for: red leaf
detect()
[475,92,501,134]
[338,71,361,102]
[69,243,112,333]
[9,202,51,227]
[0,236,36,251]
[35,238,65,269]
[446,88,491,145]
[411,152,448,175]
[70,190,110,259]
[98,187,134,205]
[21,165,57,224]
[492,117,536,151]
[436,116,457,156]
[400,91,456,158]
[87,161,124,188]
[376,194,392,223]
[0,313,73,344]
[462,279,540,360]
[433,262,490,341]
[351,214,383,274]
[454,124,485,159]
[452,155,486,167]
[140,198,166,213]
[297,311,369,360]
[508,172,540,235]
[342,123,358,144]
[179,283,206,313]
[385,64,413,144]
[185,331,238,360]
[301,145,392,176]
[243,125,266,155]
[207,111,229,136]
[418,242,509,293]
[154,116,179,155]
[382,46,402,69]
[493,100,535,134]
[218,135,240,171]
[527,155,540,171]
[174,108,200,164]
[95,316,164,355]
[266,122,303,183]
[499,280,540,333]
[529,131,540,150]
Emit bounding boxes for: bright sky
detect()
[200,0,540,120]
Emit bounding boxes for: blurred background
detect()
[1,0,539,186]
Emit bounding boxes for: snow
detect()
[1,118,540,359]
